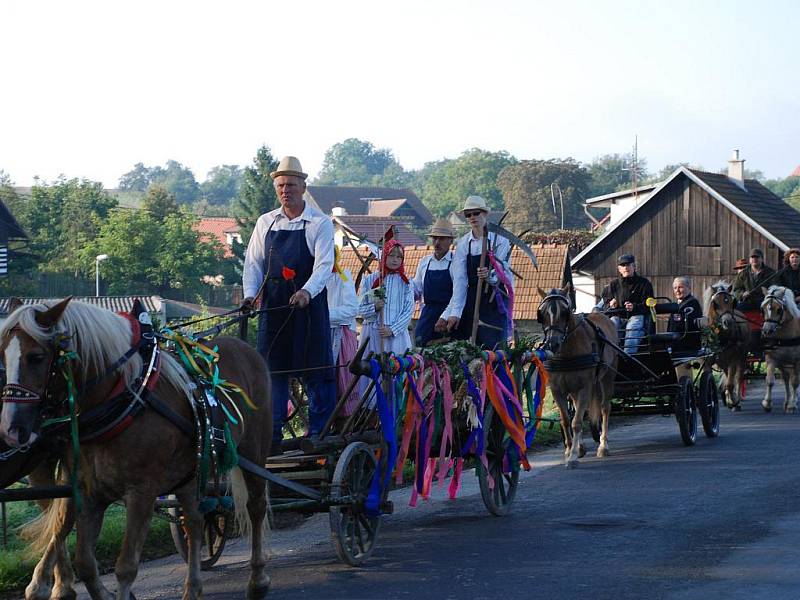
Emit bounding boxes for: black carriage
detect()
[605,300,721,446]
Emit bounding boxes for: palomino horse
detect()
[760,285,800,413]
[0,298,273,600]
[537,286,618,467]
[703,281,752,410]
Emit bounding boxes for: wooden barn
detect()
[571,152,800,311]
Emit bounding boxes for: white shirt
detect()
[243,202,334,300]
[358,272,414,338]
[413,251,454,315]
[445,231,513,320]
[327,269,358,330]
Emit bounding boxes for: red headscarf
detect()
[372,238,409,288]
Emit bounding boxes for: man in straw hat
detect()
[242,156,336,453]
[413,217,456,346]
[444,195,513,348]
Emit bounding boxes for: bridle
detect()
[761,292,786,327]
[537,294,578,350]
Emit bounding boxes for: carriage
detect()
[603,300,721,446]
[0,299,544,598]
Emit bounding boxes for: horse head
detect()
[0,298,71,448]
[761,285,799,339]
[537,285,573,355]
[705,281,738,334]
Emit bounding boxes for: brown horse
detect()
[703,281,752,410]
[760,285,800,413]
[0,298,273,600]
[537,286,618,467]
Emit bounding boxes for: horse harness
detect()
[537,294,608,373]
[762,291,800,347]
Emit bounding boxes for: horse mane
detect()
[703,280,732,317]
[0,300,191,395]
[765,285,800,319]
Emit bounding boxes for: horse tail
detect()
[589,382,603,429]
[229,466,271,544]
[20,495,70,558]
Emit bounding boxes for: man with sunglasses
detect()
[444,195,513,348]
[733,248,776,311]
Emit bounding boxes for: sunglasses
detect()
[464,211,483,218]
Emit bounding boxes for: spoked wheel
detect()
[169,504,233,570]
[329,441,382,566]
[697,372,720,438]
[675,376,698,446]
[477,402,519,516]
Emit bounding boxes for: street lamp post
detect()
[95,254,109,297]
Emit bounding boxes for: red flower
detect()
[282,266,296,281]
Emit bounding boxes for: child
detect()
[327,246,360,414]
[358,239,414,356]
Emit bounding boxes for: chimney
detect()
[727,149,746,191]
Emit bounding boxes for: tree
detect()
[142,185,179,221]
[586,154,649,198]
[0,174,38,296]
[315,138,408,186]
[118,163,153,191]
[412,148,516,216]
[152,160,200,204]
[231,146,279,267]
[497,159,592,233]
[764,176,800,211]
[200,165,243,205]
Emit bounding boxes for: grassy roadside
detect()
[0,498,174,595]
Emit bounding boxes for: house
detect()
[571,150,800,313]
[583,183,659,231]
[194,217,241,258]
[333,215,425,249]
[0,195,29,276]
[0,296,230,327]
[339,243,570,334]
[305,186,433,230]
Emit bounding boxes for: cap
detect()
[618,253,635,265]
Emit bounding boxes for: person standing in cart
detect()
[445,195,513,349]
[327,245,360,414]
[242,156,336,454]
[413,218,456,347]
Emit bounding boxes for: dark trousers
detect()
[271,374,336,447]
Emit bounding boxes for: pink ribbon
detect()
[488,251,514,337]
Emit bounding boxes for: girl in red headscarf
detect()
[357,238,414,356]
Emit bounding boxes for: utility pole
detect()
[622,135,640,202]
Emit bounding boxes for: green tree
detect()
[586,153,648,197]
[764,176,800,210]
[231,146,279,266]
[142,185,180,221]
[412,148,516,216]
[200,165,243,205]
[497,159,591,233]
[151,160,200,204]
[315,138,408,186]
[0,174,37,296]
[118,162,153,191]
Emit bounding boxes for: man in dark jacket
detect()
[599,253,654,353]
[778,248,800,299]
[733,248,776,311]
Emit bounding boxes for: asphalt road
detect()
[82,380,800,600]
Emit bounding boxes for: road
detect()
[83,380,800,600]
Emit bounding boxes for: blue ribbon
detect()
[524,349,548,446]
[365,359,398,516]
[459,361,485,457]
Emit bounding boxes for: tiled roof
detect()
[0,296,162,316]
[689,169,800,248]
[367,198,407,217]
[339,243,569,320]
[335,216,425,247]
[194,217,240,258]
[306,186,433,226]
[791,165,800,178]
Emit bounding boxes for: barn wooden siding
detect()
[584,177,783,301]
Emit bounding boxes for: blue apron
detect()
[454,239,508,349]
[414,258,453,347]
[256,223,333,379]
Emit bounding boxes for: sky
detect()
[1,0,798,188]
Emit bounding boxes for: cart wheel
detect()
[697,372,720,438]
[675,376,697,446]
[329,441,381,566]
[169,505,233,571]
[477,402,519,516]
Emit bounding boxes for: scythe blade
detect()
[487,222,538,269]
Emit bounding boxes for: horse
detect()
[760,285,800,413]
[703,281,752,411]
[537,286,618,468]
[0,298,273,600]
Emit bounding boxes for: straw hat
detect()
[428,218,455,238]
[734,258,748,270]
[270,156,308,180]
[460,195,489,216]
